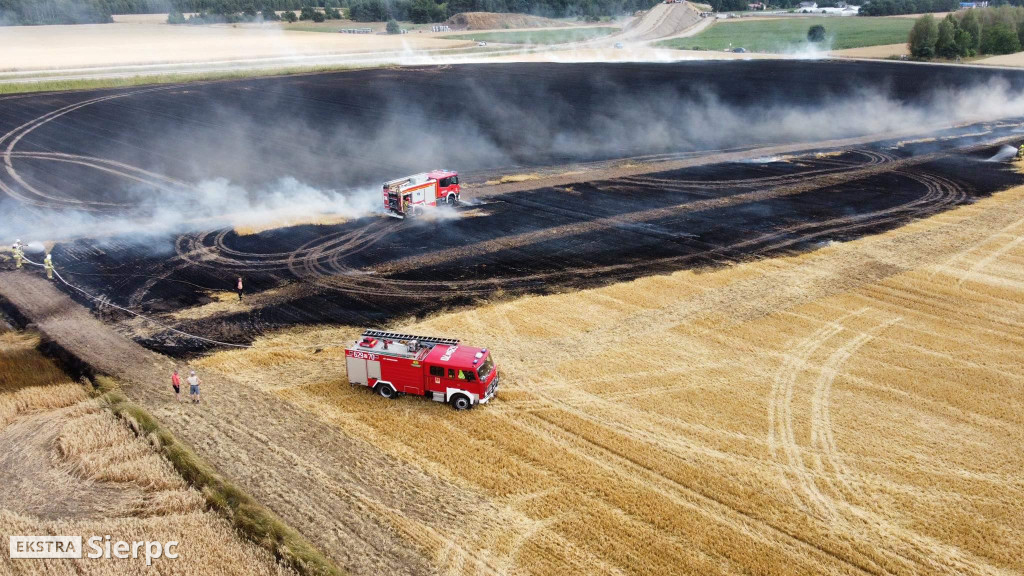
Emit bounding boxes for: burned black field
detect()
[2,61,1024,352]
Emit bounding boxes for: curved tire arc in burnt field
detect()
[2,61,1024,352]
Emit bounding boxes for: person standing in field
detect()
[236,277,244,301]
[171,369,182,402]
[12,240,23,269]
[187,370,201,404]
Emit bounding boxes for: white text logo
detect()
[10,536,82,559]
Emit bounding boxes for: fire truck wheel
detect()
[450,394,472,411]
[446,194,458,206]
[375,383,398,399]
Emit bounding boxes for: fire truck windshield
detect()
[477,355,495,380]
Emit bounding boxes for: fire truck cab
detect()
[382,170,460,218]
[345,330,499,410]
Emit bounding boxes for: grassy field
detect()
[198,170,1024,575]
[444,26,618,44]
[659,16,913,52]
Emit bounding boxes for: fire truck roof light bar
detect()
[362,330,460,347]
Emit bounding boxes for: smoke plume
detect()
[3,62,1024,248]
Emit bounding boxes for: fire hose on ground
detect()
[15,256,355,351]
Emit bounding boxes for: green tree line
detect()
[908,6,1024,58]
[1,0,345,24]
[859,0,958,17]
[349,0,659,21]
[1,0,112,24]
[2,0,660,24]
[168,2,342,23]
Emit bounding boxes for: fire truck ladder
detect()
[362,330,460,348]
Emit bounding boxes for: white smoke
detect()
[0,177,380,243]
[3,70,1024,247]
[547,77,1024,160]
[186,177,379,230]
[986,145,1018,162]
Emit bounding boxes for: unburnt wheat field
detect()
[1,61,1023,576]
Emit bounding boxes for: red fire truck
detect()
[345,329,499,410]
[382,170,461,218]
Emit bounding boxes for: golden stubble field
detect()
[0,331,293,576]
[197,182,1024,576]
[0,22,465,72]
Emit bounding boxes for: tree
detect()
[167,8,186,23]
[446,0,477,13]
[908,14,939,58]
[261,8,280,20]
[409,0,445,22]
[935,14,958,58]
[349,0,389,21]
[807,24,826,42]
[953,27,973,56]
[386,17,400,33]
[980,21,1021,53]
[282,9,297,21]
[325,6,342,18]
[960,9,982,54]
[311,9,325,21]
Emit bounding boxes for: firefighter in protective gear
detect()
[44,253,54,280]
[12,240,24,269]
[1018,144,1024,161]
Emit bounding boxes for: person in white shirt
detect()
[187,370,201,404]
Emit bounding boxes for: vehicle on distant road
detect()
[614,42,624,49]
[733,47,747,53]
[382,170,460,218]
[478,41,487,46]
[346,330,500,410]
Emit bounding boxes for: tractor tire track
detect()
[768,308,868,520]
[809,317,901,504]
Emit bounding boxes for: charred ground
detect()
[2,61,1024,352]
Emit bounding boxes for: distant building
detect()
[798,1,818,8]
[748,2,765,9]
[959,1,988,6]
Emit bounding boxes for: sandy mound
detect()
[446,11,569,30]
[618,2,702,41]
